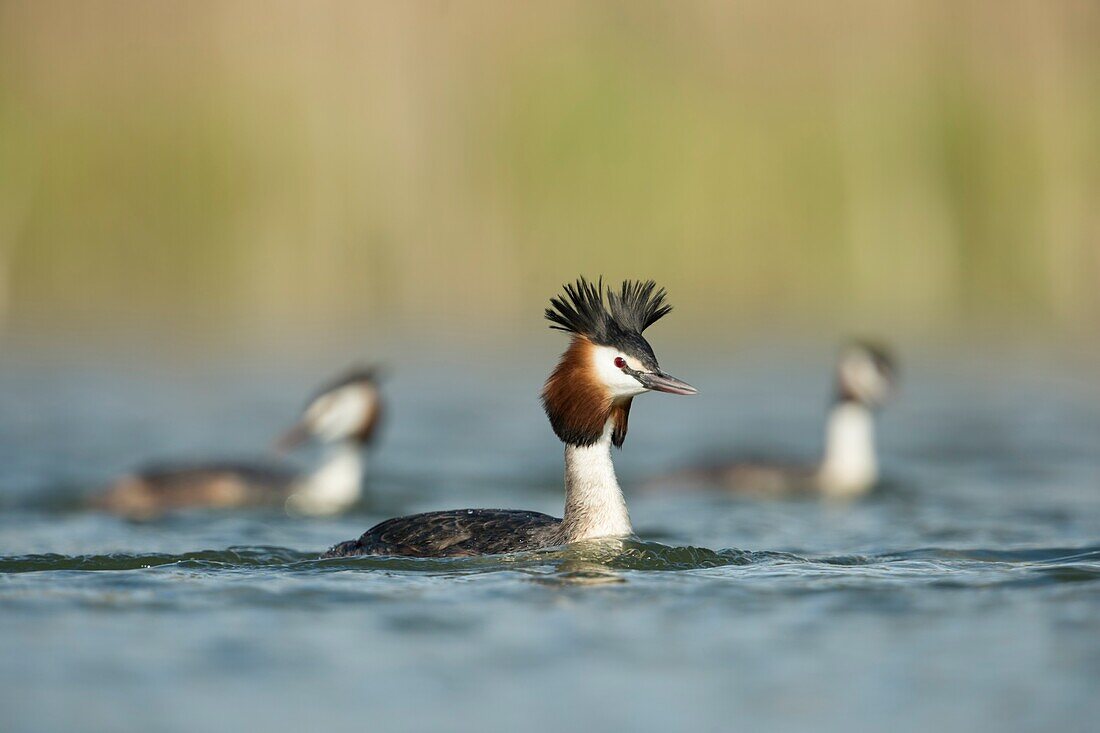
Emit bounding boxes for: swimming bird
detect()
[93,367,382,519]
[321,278,696,558]
[674,342,896,498]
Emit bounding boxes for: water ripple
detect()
[2,542,1098,583]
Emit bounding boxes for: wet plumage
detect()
[322,509,564,557]
[673,460,820,497]
[93,462,297,518]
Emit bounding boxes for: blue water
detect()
[1,348,1099,733]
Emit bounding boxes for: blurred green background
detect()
[1,1,1098,353]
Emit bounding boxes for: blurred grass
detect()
[0,1,1098,348]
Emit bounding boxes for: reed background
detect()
[1,1,1098,356]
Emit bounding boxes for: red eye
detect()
[614,356,627,369]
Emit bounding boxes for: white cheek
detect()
[308,387,372,440]
[842,355,886,401]
[592,346,648,398]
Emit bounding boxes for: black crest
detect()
[844,340,897,379]
[545,277,672,360]
[309,364,382,405]
[607,280,673,334]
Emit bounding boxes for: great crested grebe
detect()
[321,278,696,558]
[93,367,382,519]
[680,342,896,498]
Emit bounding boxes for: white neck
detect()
[817,401,877,497]
[560,420,633,542]
[285,442,365,516]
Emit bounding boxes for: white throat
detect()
[286,442,365,516]
[561,420,633,542]
[817,401,878,497]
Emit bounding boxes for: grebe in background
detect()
[93,367,382,519]
[322,277,696,558]
[675,342,897,498]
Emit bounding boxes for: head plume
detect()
[308,364,383,405]
[545,277,672,346]
[846,340,896,377]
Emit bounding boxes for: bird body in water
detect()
[93,368,382,519]
[322,277,696,558]
[677,342,896,498]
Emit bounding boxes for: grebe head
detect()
[541,277,697,448]
[836,341,896,408]
[276,366,383,451]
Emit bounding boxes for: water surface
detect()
[1,351,1098,733]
